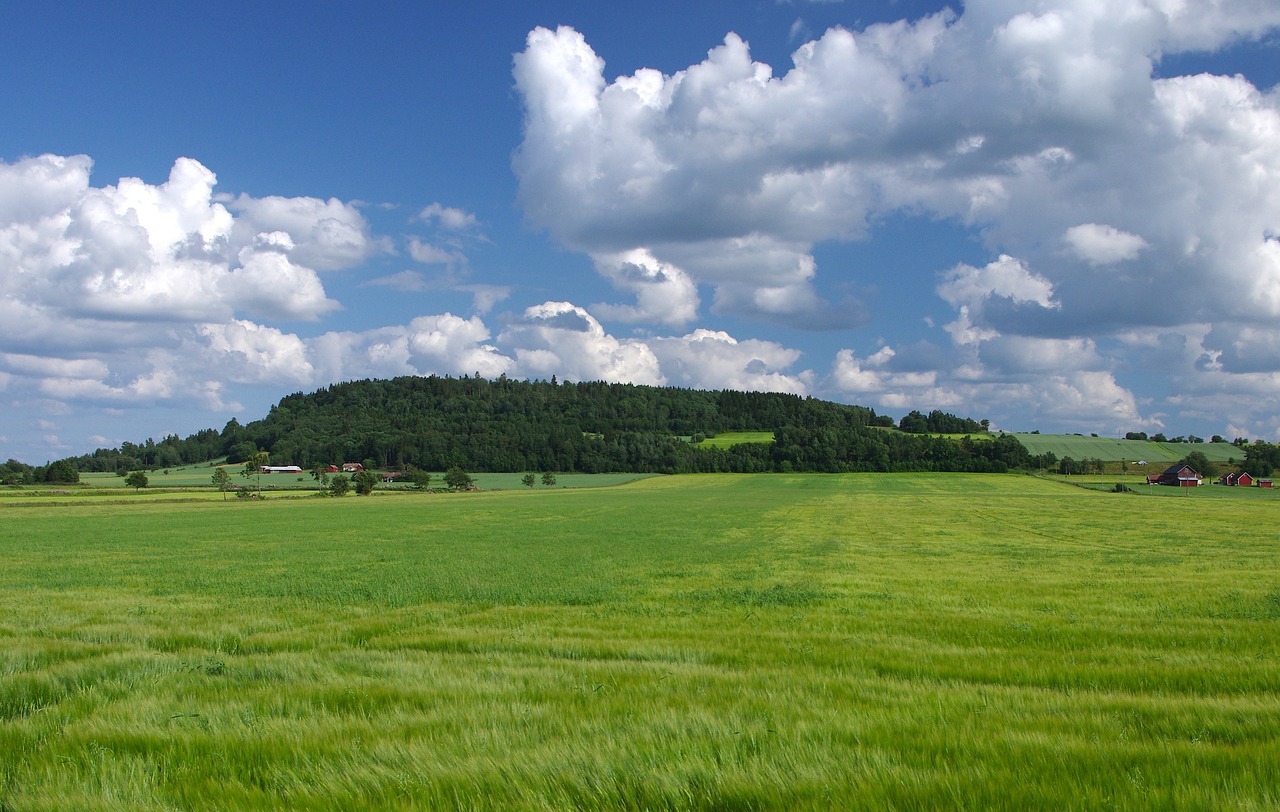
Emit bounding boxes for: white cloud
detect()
[590,249,699,326]
[406,313,513,379]
[457,284,510,313]
[224,192,382,271]
[197,320,315,386]
[938,254,1058,311]
[500,302,665,385]
[1063,223,1149,265]
[408,239,462,266]
[513,5,1280,429]
[649,329,812,393]
[0,154,358,325]
[364,270,430,292]
[419,203,478,231]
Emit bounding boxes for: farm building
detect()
[1149,464,1201,487]
[341,463,364,472]
[1219,472,1254,487]
[261,465,303,474]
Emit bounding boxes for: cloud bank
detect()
[512,0,1280,435]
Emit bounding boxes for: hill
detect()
[1010,433,1243,465]
[52,376,1031,477]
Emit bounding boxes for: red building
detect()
[1151,464,1201,487]
[1218,471,1255,486]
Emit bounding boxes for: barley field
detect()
[2,474,1277,809]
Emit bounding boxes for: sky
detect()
[3,0,1280,464]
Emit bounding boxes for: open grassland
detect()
[2,474,1278,809]
[68,469,656,496]
[1013,434,1242,464]
[693,431,775,448]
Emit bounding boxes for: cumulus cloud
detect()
[1063,224,1150,265]
[590,249,699,326]
[406,313,513,379]
[197,320,315,385]
[408,239,461,266]
[648,329,812,392]
[224,192,383,271]
[0,153,379,432]
[499,302,665,384]
[419,203,478,231]
[514,3,1280,431]
[0,154,361,326]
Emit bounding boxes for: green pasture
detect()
[1012,433,1242,464]
[3,474,1279,809]
[693,430,775,448]
[71,468,656,495]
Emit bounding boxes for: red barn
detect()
[1154,464,1201,487]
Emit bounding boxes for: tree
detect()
[541,471,557,487]
[44,458,80,484]
[211,467,232,500]
[125,471,149,491]
[353,470,378,495]
[311,464,330,489]
[328,474,351,497]
[412,470,433,490]
[522,473,536,488]
[1183,450,1214,479]
[444,466,474,491]
[241,450,268,495]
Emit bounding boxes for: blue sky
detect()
[2,0,1280,463]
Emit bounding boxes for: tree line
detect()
[5,376,1034,480]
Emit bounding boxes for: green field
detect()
[3,475,1279,809]
[693,430,775,448]
[1011,434,1243,464]
[73,466,656,494]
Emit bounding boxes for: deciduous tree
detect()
[211,467,232,500]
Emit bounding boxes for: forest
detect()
[8,375,1043,481]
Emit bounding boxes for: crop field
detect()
[1012,434,1242,464]
[2,474,1278,809]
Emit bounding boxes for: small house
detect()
[341,463,364,473]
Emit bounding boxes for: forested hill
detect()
[66,375,1033,475]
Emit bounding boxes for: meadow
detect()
[2,474,1278,809]
[70,466,657,495]
[692,431,775,449]
[1012,434,1243,464]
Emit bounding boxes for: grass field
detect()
[72,466,657,494]
[1011,434,1243,464]
[3,474,1279,809]
[693,430,775,448]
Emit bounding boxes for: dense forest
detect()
[6,376,1047,482]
